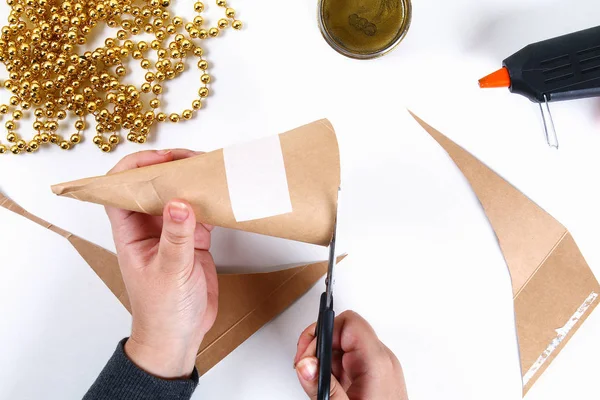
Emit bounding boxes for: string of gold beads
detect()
[0,0,243,155]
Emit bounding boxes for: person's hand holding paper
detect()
[104,149,219,379]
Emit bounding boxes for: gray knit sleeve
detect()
[83,338,199,400]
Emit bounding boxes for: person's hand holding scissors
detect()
[295,311,409,400]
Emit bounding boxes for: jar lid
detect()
[318,0,412,59]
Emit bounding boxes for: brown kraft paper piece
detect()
[51,119,340,246]
[0,191,344,374]
[410,112,600,396]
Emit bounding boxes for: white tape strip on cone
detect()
[223,135,293,222]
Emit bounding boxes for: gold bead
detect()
[216,0,226,6]
[198,29,208,39]
[193,16,204,26]
[40,133,50,143]
[50,135,60,144]
[100,143,112,152]
[149,98,160,108]
[0,144,6,154]
[127,133,137,142]
[74,120,85,130]
[192,99,202,109]
[87,102,97,112]
[194,2,204,12]
[6,132,17,142]
[152,84,163,94]
[156,112,167,122]
[169,113,180,123]
[194,47,204,57]
[225,7,235,17]
[5,121,15,130]
[144,111,155,120]
[141,82,152,93]
[201,74,211,84]
[232,20,242,30]
[59,141,70,150]
[134,119,143,128]
[109,134,119,144]
[70,133,81,143]
[28,141,39,151]
[182,109,193,119]
[16,139,27,149]
[136,135,146,144]
[218,19,228,29]
[56,110,67,120]
[198,87,209,97]
[92,135,103,145]
[0,104,8,114]
[12,110,22,120]
[209,27,219,37]
[198,60,208,70]
[181,40,192,51]
[145,72,155,82]
[10,145,20,154]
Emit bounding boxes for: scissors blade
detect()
[325,217,337,308]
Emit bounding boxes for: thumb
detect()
[295,357,349,400]
[157,200,196,273]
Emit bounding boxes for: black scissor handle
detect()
[316,293,335,400]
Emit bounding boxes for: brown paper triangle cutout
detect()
[410,111,600,395]
[0,191,343,374]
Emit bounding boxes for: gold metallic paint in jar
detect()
[318,0,412,59]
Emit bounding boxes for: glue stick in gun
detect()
[479,25,600,149]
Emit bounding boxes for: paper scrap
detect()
[409,111,600,396]
[0,190,342,374]
[223,135,293,222]
[522,291,598,385]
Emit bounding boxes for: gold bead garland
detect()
[0,0,243,155]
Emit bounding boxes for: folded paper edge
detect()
[195,254,347,374]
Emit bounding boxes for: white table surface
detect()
[1,0,600,399]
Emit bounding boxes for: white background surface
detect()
[1,0,600,399]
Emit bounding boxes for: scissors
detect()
[315,211,338,400]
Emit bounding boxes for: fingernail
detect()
[168,201,189,222]
[156,149,171,156]
[296,357,318,381]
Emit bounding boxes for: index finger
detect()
[105,149,203,232]
[107,149,201,175]
[295,322,317,365]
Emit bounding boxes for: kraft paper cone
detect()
[0,191,343,374]
[51,119,340,246]
[410,112,600,395]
